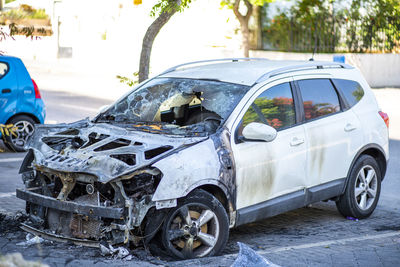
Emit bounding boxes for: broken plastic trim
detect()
[20,223,100,248]
[16,188,125,219]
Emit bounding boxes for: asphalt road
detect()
[1,88,399,266]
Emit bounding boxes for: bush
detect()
[0,4,49,21]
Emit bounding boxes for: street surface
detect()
[1,85,400,266]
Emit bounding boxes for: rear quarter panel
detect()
[328,68,389,160]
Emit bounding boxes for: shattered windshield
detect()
[96,78,249,134]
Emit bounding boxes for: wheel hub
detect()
[174,210,208,249]
[355,165,378,211]
[189,224,199,237]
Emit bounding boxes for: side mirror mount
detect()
[242,122,277,142]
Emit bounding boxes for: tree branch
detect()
[138,0,181,82]
[233,0,245,23]
[244,0,253,22]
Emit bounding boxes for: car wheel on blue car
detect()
[4,115,36,152]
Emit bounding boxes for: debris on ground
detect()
[0,252,49,267]
[99,243,132,260]
[231,242,280,267]
[16,233,45,247]
[0,212,28,234]
[346,216,359,221]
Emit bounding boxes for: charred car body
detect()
[17,59,389,259]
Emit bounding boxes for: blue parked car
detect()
[0,55,46,152]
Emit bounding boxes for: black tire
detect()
[161,189,229,259]
[336,155,381,219]
[4,115,36,152]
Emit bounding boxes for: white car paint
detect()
[152,138,221,202]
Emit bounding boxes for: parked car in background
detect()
[0,55,46,152]
[17,58,388,259]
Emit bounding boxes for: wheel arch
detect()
[341,144,388,195]
[184,180,236,227]
[197,184,230,214]
[6,113,40,124]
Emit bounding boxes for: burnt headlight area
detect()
[121,172,160,199]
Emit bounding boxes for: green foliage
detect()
[116,72,139,87]
[29,9,48,19]
[263,0,346,53]
[5,0,16,4]
[345,0,400,52]
[150,0,193,17]
[0,5,49,20]
[263,0,400,53]
[220,0,273,9]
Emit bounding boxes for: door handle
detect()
[344,123,356,132]
[1,88,11,94]
[290,137,304,146]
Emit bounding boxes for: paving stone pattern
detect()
[1,202,399,266]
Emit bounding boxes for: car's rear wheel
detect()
[4,115,36,152]
[161,189,229,259]
[336,155,381,219]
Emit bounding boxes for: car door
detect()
[0,59,18,123]
[295,77,363,188]
[231,79,307,211]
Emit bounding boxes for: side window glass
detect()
[332,79,364,108]
[298,79,340,121]
[0,62,8,79]
[239,82,296,135]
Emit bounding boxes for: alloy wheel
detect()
[354,165,378,211]
[166,204,220,259]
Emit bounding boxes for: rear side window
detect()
[332,79,364,108]
[0,62,8,79]
[240,82,296,131]
[298,79,340,121]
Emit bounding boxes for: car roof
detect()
[159,59,353,86]
[0,55,19,61]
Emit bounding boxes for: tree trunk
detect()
[233,0,253,57]
[240,23,250,57]
[138,3,179,83]
[253,5,263,50]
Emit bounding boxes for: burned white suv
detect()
[17,59,389,259]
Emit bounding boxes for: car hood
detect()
[27,119,207,183]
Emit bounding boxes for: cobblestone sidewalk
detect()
[1,202,400,266]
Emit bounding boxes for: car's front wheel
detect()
[4,115,36,152]
[336,155,381,219]
[161,189,229,259]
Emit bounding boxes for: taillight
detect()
[32,79,41,99]
[379,111,389,128]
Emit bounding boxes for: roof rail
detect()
[255,62,353,84]
[158,58,268,77]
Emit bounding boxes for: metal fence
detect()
[262,17,400,53]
